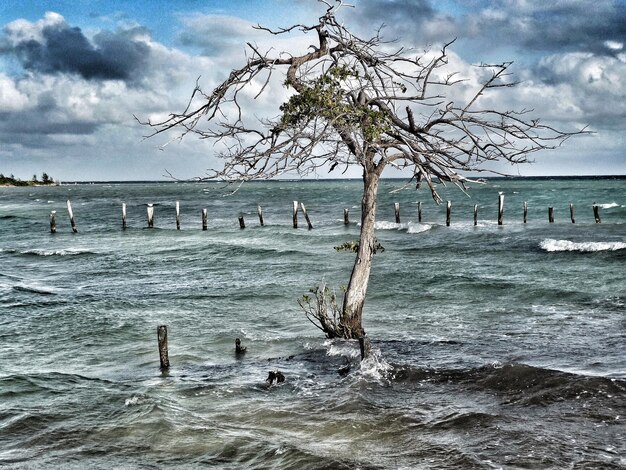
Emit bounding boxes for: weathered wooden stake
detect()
[498,194,504,226]
[300,203,313,230]
[593,204,601,223]
[202,208,208,230]
[50,211,57,233]
[570,203,575,224]
[176,201,181,230]
[359,336,371,361]
[157,325,170,370]
[446,201,451,227]
[473,204,478,226]
[292,201,298,229]
[548,207,554,223]
[66,200,77,233]
[147,204,154,228]
[122,203,127,230]
[257,205,264,226]
[417,201,422,222]
[523,201,528,224]
[394,202,401,224]
[238,215,246,229]
[344,208,349,225]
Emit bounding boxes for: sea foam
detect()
[540,238,626,252]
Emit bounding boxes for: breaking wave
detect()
[540,239,626,252]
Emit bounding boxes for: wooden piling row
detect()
[48,197,615,233]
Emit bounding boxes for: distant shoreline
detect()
[20,175,626,185]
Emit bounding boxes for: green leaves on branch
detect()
[298,284,346,339]
[278,65,391,142]
[334,239,385,254]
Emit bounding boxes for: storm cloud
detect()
[1,12,150,83]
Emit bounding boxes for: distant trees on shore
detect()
[0,173,57,186]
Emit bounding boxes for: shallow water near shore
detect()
[1,177,625,468]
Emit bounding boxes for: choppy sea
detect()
[1,177,625,469]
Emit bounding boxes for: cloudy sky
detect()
[1,0,625,181]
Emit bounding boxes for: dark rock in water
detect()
[266,370,285,385]
[235,338,247,355]
[338,364,351,376]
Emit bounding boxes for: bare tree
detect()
[142,1,583,339]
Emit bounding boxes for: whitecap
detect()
[540,238,626,252]
[407,222,432,234]
[374,220,404,230]
[597,202,619,209]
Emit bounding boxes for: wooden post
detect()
[394,202,400,224]
[300,202,313,230]
[292,201,298,229]
[593,204,601,223]
[523,201,528,224]
[257,205,264,226]
[66,200,77,233]
[122,203,127,230]
[202,209,208,230]
[147,204,154,228]
[50,211,57,233]
[417,201,422,223]
[238,215,246,229]
[473,204,478,226]
[176,201,181,230]
[344,208,349,225]
[570,203,575,224]
[548,207,554,223]
[498,194,504,226]
[446,201,451,227]
[359,336,371,361]
[157,325,170,370]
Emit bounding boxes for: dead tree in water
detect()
[141,0,585,339]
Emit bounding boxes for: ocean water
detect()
[0,177,624,469]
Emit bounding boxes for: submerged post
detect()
[66,200,78,233]
[593,204,601,223]
[176,201,181,230]
[498,194,504,225]
[473,204,478,226]
[523,201,528,224]
[238,215,246,229]
[446,201,451,227]
[394,202,400,224]
[50,211,57,233]
[548,207,554,223]
[417,201,422,223]
[359,336,371,361]
[157,325,170,370]
[300,202,313,230]
[257,205,264,226]
[147,204,154,228]
[570,203,575,224]
[292,201,298,229]
[344,208,349,225]
[122,203,127,230]
[202,209,208,230]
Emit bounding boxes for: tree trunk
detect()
[341,169,380,338]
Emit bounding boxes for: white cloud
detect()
[0,73,29,111]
